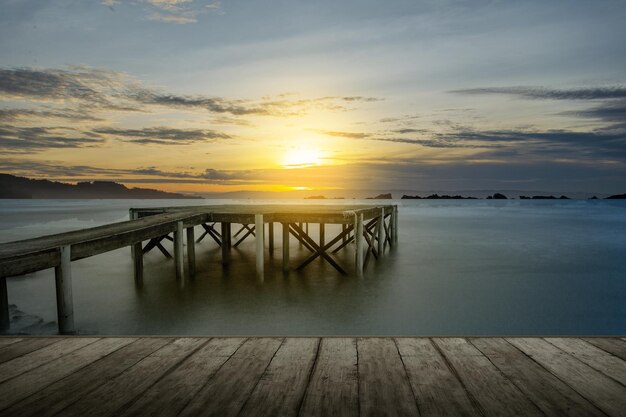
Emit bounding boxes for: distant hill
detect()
[0,174,201,199]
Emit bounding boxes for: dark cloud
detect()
[93,126,231,145]
[0,158,258,184]
[0,125,103,153]
[0,108,103,122]
[451,86,626,100]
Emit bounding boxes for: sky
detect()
[1,0,625,195]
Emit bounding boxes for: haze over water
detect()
[2,199,624,336]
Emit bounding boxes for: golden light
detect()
[282,146,322,169]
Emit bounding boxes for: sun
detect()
[282,146,322,169]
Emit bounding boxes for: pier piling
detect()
[174,221,185,282]
[186,226,196,279]
[255,214,264,277]
[282,222,290,272]
[54,245,75,334]
[355,213,364,276]
[221,222,231,265]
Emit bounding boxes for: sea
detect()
[1,198,625,336]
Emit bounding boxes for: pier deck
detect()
[0,336,624,416]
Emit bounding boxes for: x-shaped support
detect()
[142,234,173,258]
[289,223,352,275]
[196,223,222,246]
[233,224,256,248]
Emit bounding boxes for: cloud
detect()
[0,125,103,153]
[451,86,626,100]
[0,108,103,122]
[102,0,223,24]
[93,126,231,145]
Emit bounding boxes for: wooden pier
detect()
[0,336,624,416]
[0,205,397,334]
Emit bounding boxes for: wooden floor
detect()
[0,337,624,416]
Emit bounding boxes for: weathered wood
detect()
[0,337,21,347]
[319,223,325,248]
[291,223,347,274]
[255,214,264,277]
[377,209,384,255]
[174,221,185,282]
[299,338,359,417]
[54,245,74,334]
[0,338,134,412]
[186,226,195,279]
[282,222,289,272]
[392,205,399,244]
[0,338,59,364]
[132,241,143,287]
[233,224,255,248]
[121,338,245,417]
[471,337,604,416]
[546,337,626,386]
[3,338,172,417]
[239,338,319,417]
[268,222,274,253]
[508,337,626,417]
[178,338,283,417]
[395,338,478,416]
[57,338,206,417]
[357,337,419,417]
[433,338,541,416]
[221,222,231,265]
[583,337,626,361]
[0,337,98,384]
[354,213,364,275]
[0,276,8,331]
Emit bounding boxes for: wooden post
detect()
[221,222,231,266]
[268,222,274,253]
[174,221,185,281]
[342,224,347,243]
[55,245,75,334]
[378,209,384,255]
[255,214,264,278]
[392,205,399,245]
[320,223,325,247]
[1,276,8,331]
[132,241,143,287]
[282,222,289,272]
[354,213,364,276]
[186,226,195,279]
[129,209,138,260]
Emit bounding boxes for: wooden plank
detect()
[0,338,135,412]
[299,338,359,417]
[221,222,231,265]
[0,338,59,364]
[3,338,171,417]
[178,337,283,417]
[132,241,143,287]
[395,338,478,416]
[239,338,319,417]
[0,338,22,347]
[508,338,626,417]
[0,337,98,384]
[357,337,419,417]
[583,338,626,361]
[433,338,541,416]
[121,338,245,417]
[546,338,626,386]
[354,214,363,276]
[57,338,206,417]
[471,337,604,416]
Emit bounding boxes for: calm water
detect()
[1,199,625,336]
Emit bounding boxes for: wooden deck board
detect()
[0,336,624,417]
[395,338,478,416]
[582,337,626,361]
[508,338,626,417]
[433,338,542,416]
[299,338,359,417]
[1,338,172,417]
[471,337,604,416]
